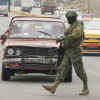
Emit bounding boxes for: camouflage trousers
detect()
[56,45,87,83]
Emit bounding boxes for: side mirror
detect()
[1,35,6,40]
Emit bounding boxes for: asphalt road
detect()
[11,6,54,17]
[0,10,100,100]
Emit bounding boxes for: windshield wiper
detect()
[38,31,53,37]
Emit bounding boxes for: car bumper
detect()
[3,58,57,64]
[82,42,100,52]
[21,9,30,12]
[3,58,58,70]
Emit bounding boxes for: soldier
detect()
[42,11,89,95]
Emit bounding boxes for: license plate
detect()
[87,43,98,48]
[37,58,50,64]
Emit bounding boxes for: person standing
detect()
[42,11,89,95]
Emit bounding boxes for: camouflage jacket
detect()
[63,20,84,47]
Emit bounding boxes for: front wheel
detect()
[2,63,11,81]
[64,66,72,82]
[41,9,45,14]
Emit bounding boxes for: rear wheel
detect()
[41,9,45,14]
[2,63,11,81]
[64,66,72,82]
[52,11,54,15]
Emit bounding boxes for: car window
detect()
[59,13,68,23]
[81,20,100,30]
[75,11,82,17]
[9,20,65,39]
[22,4,30,7]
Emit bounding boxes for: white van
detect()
[0,0,8,17]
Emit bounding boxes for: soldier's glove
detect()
[56,37,64,43]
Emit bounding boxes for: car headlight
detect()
[7,48,14,55]
[15,49,22,56]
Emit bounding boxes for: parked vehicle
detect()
[0,0,8,17]
[41,0,57,14]
[21,4,31,13]
[80,14,100,52]
[54,8,83,27]
[1,16,72,82]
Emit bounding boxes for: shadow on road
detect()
[10,74,56,83]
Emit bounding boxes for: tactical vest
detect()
[64,21,85,47]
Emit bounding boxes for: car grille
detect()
[23,47,52,57]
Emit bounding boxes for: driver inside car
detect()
[10,25,19,35]
[28,24,41,37]
[51,24,60,36]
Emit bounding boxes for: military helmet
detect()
[65,11,78,18]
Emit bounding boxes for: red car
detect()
[1,16,72,82]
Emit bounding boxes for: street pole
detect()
[8,0,10,12]
[88,0,90,14]
[81,0,84,14]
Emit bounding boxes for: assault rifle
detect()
[57,38,65,66]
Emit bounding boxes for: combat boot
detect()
[42,80,60,94]
[79,82,89,95]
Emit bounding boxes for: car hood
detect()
[4,39,60,48]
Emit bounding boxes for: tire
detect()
[64,66,72,82]
[2,63,11,81]
[41,9,45,14]
[52,11,54,15]
[11,71,15,76]
[41,11,45,14]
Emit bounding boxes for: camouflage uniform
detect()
[56,20,88,83]
[42,11,89,95]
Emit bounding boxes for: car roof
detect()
[10,16,64,26]
[22,4,30,7]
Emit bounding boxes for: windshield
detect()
[0,0,7,5]
[22,4,30,7]
[82,20,100,30]
[59,13,68,23]
[9,20,65,39]
[75,11,82,17]
[59,11,82,23]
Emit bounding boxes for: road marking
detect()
[87,70,100,77]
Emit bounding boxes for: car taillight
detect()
[42,7,45,9]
